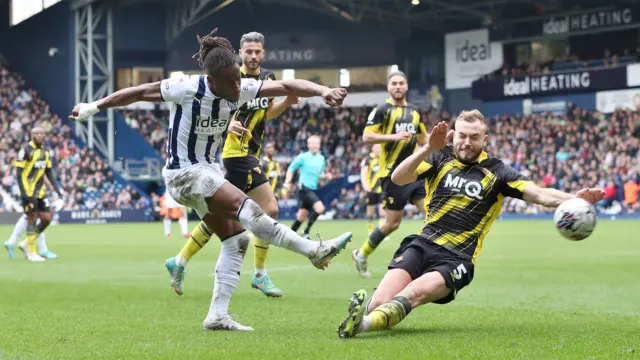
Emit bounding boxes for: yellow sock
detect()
[252,233,269,271]
[366,297,411,332]
[26,232,38,254]
[179,222,212,261]
[359,240,376,257]
[367,221,374,234]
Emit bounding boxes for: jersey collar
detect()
[240,66,261,78]
[29,141,41,149]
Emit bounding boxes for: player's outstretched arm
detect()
[392,121,451,185]
[69,82,163,121]
[522,185,605,208]
[259,80,347,107]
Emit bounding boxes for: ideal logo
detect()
[444,173,484,200]
[543,17,569,35]
[503,77,530,97]
[394,123,416,134]
[246,97,269,110]
[194,115,228,135]
[455,39,491,63]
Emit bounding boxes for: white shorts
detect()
[162,163,228,217]
[163,191,183,209]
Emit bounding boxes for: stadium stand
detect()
[0,65,150,212]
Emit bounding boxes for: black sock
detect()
[392,296,413,316]
[291,220,303,232]
[368,227,387,249]
[304,212,320,234]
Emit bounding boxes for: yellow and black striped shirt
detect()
[360,152,382,194]
[261,155,281,192]
[15,141,54,199]
[222,68,276,162]
[416,146,533,263]
[364,99,425,178]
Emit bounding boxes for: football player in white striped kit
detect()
[69,29,351,331]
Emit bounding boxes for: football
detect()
[553,198,597,241]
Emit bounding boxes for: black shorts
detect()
[223,157,269,194]
[388,234,475,304]
[366,192,382,206]
[22,197,51,214]
[381,177,426,211]
[298,186,321,211]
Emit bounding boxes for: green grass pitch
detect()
[0,219,638,360]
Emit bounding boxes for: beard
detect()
[245,59,261,70]
[455,146,483,164]
[391,91,406,100]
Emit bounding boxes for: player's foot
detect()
[164,234,172,239]
[26,253,46,262]
[164,257,185,295]
[4,241,15,259]
[352,249,371,278]
[309,232,352,270]
[203,315,254,331]
[39,250,58,259]
[251,274,283,298]
[302,232,310,240]
[183,233,191,239]
[337,289,367,339]
[18,242,27,259]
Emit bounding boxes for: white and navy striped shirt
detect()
[161,74,263,170]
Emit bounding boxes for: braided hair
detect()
[192,28,238,77]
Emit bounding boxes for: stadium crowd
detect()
[128,99,640,218]
[0,66,149,212]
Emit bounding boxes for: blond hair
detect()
[455,109,488,132]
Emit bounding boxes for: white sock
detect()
[254,268,267,277]
[37,232,48,253]
[360,316,371,332]
[236,199,317,257]
[178,213,189,236]
[8,215,28,246]
[163,219,172,236]
[175,254,187,267]
[208,231,249,319]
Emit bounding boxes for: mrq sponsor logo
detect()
[503,72,591,97]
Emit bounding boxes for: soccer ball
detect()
[553,198,597,241]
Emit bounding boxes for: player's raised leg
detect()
[4,214,28,259]
[246,182,283,297]
[210,181,351,270]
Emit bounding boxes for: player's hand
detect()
[362,185,372,193]
[228,120,248,136]
[322,88,347,107]
[575,187,605,204]
[68,102,100,122]
[285,95,301,106]
[284,182,293,193]
[393,132,412,141]
[53,198,65,212]
[426,121,453,151]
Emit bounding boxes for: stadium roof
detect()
[72,0,631,40]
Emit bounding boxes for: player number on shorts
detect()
[452,263,467,280]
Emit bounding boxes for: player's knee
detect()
[385,218,401,232]
[314,202,325,214]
